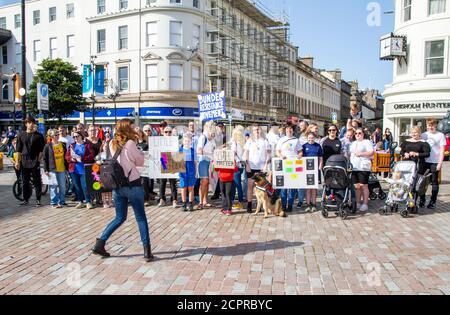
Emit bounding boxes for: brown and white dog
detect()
[252,172,286,219]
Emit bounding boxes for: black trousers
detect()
[212,180,222,197]
[22,165,42,202]
[221,181,234,211]
[160,178,177,202]
[420,163,440,204]
[142,177,155,201]
[194,178,201,198]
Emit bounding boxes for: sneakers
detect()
[36,200,42,207]
[427,202,436,210]
[158,200,166,207]
[86,202,94,210]
[246,202,253,214]
[232,202,243,210]
[419,199,426,208]
[297,202,303,209]
[182,203,188,212]
[221,209,227,215]
[221,209,232,216]
[360,204,369,212]
[286,205,293,213]
[19,200,30,206]
[356,203,362,210]
[51,204,63,209]
[173,201,178,209]
[75,202,85,209]
[310,203,317,212]
[189,203,194,212]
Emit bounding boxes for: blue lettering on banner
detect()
[197,91,227,122]
[82,65,93,98]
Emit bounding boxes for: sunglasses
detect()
[328,129,337,132]
[355,132,363,135]
[73,135,80,138]
[165,131,172,134]
[144,130,151,132]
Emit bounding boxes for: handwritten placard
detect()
[148,136,179,179]
[161,152,186,174]
[213,149,235,169]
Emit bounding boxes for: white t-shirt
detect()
[276,136,302,159]
[197,134,216,161]
[422,131,446,164]
[350,139,374,171]
[244,138,270,170]
[266,132,280,158]
[231,140,244,163]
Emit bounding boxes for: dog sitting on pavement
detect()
[252,172,286,219]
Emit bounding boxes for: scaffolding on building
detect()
[202,0,295,123]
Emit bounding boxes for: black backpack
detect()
[100,144,131,192]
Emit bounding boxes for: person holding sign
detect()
[179,134,196,212]
[230,126,246,210]
[350,127,374,212]
[302,132,324,213]
[43,129,68,208]
[276,123,303,213]
[196,121,217,210]
[243,124,271,214]
[158,127,178,208]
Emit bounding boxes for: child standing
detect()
[302,132,324,212]
[179,134,196,212]
[215,161,238,216]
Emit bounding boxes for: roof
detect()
[232,0,286,27]
[0,28,12,45]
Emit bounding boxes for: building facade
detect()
[0,0,301,126]
[383,0,450,143]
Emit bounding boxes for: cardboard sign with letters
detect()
[148,136,180,179]
[213,149,235,169]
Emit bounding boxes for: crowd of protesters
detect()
[1,104,447,261]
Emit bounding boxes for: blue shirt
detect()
[74,143,85,175]
[302,142,323,158]
[180,146,196,177]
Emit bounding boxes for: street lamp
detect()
[108,79,120,125]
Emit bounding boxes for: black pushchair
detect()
[321,155,356,220]
[368,173,387,201]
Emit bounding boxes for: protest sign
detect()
[137,151,151,178]
[272,157,319,189]
[198,91,227,122]
[160,152,186,174]
[213,149,235,169]
[148,136,180,179]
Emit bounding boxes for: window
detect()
[33,40,41,62]
[169,64,183,90]
[14,14,21,28]
[192,65,200,91]
[49,7,56,22]
[118,26,128,50]
[66,3,75,18]
[170,21,182,46]
[147,0,157,4]
[66,35,75,58]
[49,37,58,59]
[193,0,199,8]
[15,43,21,64]
[118,66,129,91]
[403,0,412,22]
[0,17,6,29]
[429,0,446,15]
[146,64,158,91]
[170,0,181,3]
[425,40,445,75]
[98,0,106,14]
[2,46,7,64]
[192,24,200,48]
[2,79,8,100]
[146,22,157,47]
[33,10,40,25]
[120,0,128,10]
[97,29,106,53]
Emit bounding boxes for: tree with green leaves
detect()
[27,58,86,122]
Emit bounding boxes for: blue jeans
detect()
[70,172,90,203]
[297,189,306,205]
[281,189,297,209]
[50,172,66,205]
[232,168,244,203]
[242,170,248,201]
[100,186,150,246]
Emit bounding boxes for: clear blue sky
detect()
[1,0,395,91]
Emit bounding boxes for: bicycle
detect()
[13,176,48,202]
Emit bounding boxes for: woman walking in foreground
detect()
[92,119,154,262]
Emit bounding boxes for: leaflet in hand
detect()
[70,147,82,162]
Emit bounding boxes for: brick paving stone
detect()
[1,161,450,295]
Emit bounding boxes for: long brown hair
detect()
[112,119,137,151]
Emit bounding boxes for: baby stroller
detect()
[368,173,387,201]
[321,155,356,220]
[379,160,430,218]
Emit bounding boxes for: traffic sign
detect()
[37,83,49,111]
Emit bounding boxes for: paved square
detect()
[0,160,449,295]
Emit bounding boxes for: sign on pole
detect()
[198,91,227,122]
[37,83,49,111]
[82,65,93,98]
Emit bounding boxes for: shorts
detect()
[179,173,196,188]
[352,171,370,185]
[246,169,261,180]
[198,160,210,179]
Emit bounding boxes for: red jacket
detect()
[65,141,96,173]
[217,166,238,183]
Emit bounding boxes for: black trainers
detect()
[188,203,194,212]
[247,202,253,214]
[19,200,29,206]
[182,203,188,212]
[427,202,436,210]
[286,205,293,213]
[419,199,426,208]
[36,200,42,207]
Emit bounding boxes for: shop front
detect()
[383,101,450,143]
